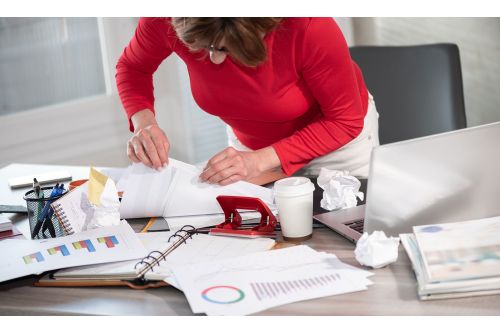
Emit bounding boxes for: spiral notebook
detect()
[51,182,91,235]
[35,226,276,289]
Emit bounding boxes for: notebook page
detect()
[52,182,92,234]
[144,234,276,282]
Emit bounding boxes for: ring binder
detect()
[134,225,197,279]
[34,223,276,289]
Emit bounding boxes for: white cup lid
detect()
[273,177,315,197]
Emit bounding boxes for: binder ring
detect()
[134,225,199,278]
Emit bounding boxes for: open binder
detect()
[35,225,276,289]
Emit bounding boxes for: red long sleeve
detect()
[116,18,174,131]
[116,18,368,174]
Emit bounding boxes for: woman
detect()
[116,17,379,185]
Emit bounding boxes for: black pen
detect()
[33,178,41,197]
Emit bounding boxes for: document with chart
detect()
[171,245,374,315]
[0,223,147,283]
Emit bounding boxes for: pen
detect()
[31,184,59,239]
[33,178,41,197]
[44,183,65,238]
[33,177,42,218]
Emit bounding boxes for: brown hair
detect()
[171,18,282,67]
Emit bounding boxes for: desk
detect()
[1,164,499,315]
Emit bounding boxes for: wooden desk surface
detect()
[1,164,500,315]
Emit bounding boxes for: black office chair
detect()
[349,44,467,144]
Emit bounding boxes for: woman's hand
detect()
[200,146,281,185]
[128,109,170,170]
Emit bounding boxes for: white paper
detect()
[119,160,275,219]
[166,211,269,231]
[172,245,373,315]
[0,213,12,232]
[0,223,147,283]
[354,231,400,268]
[317,168,364,210]
[51,178,121,233]
[54,231,174,279]
[145,234,276,283]
[52,182,93,233]
[85,178,121,229]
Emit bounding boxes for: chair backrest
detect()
[350,44,467,144]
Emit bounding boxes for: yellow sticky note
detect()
[88,167,108,206]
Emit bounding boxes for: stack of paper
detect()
[171,245,373,315]
[0,213,21,240]
[0,213,13,232]
[118,160,276,226]
[401,216,500,300]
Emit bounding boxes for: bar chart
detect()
[47,245,70,257]
[23,252,45,264]
[97,235,119,248]
[72,239,96,252]
[250,273,342,301]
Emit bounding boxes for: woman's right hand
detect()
[128,109,170,170]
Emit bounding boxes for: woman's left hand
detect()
[200,146,281,185]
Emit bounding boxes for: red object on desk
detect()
[209,196,277,238]
[0,227,23,240]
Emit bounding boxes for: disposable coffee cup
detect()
[274,177,315,241]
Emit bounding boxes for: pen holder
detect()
[24,186,67,240]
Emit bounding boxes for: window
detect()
[0,18,106,115]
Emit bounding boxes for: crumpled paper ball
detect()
[84,177,121,230]
[317,168,364,211]
[354,231,400,268]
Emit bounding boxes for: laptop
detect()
[313,121,500,242]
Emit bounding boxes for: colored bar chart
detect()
[97,235,119,248]
[47,245,70,257]
[23,252,45,264]
[250,273,342,301]
[72,239,96,253]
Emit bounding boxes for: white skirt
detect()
[227,94,380,179]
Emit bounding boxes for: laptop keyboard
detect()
[345,219,365,233]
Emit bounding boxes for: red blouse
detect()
[116,17,368,175]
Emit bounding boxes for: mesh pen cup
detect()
[24,186,66,239]
[274,177,315,241]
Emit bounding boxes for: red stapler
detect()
[209,196,277,238]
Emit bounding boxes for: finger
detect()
[127,142,140,163]
[132,138,153,168]
[200,156,236,182]
[163,141,170,165]
[204,147,236,170]
[139,132,162,170]
[205,165,241,184]
[150,129,169,167]
[219,174,244,186]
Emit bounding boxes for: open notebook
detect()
[36,226,276,289]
